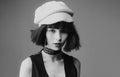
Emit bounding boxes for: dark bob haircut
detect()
[30,21,81,52]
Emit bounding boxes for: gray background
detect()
[0,0,120,77]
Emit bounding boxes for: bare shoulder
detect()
[72,57,80,66]
[72,57,81,77]
[21,57,32,69]
[19,57,32,77]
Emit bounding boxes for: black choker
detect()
[43,47,62,55]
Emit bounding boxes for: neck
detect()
[43,47,62,55]
[42,48,63,62]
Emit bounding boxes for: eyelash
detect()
[48,29,67,33]
[50,29,55,32]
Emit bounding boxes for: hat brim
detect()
[38,12,73,27]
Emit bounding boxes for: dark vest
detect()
[30,51,77,77]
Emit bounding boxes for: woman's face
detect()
[46,28,68,50]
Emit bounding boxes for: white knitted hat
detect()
[34,1,74,27]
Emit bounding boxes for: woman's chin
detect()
[52,47,61,51]
[52,46,62,51]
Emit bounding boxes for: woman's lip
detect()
[54,43,62,46]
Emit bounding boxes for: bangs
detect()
[47,21,73,33]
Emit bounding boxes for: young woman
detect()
[19,1,81,77]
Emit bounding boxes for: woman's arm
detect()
[73,58,81,77]
[19,57,32,77]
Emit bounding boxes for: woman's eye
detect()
[61,29,67,33]
[50,29,55,33]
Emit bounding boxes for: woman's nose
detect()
[55,31,61,42]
